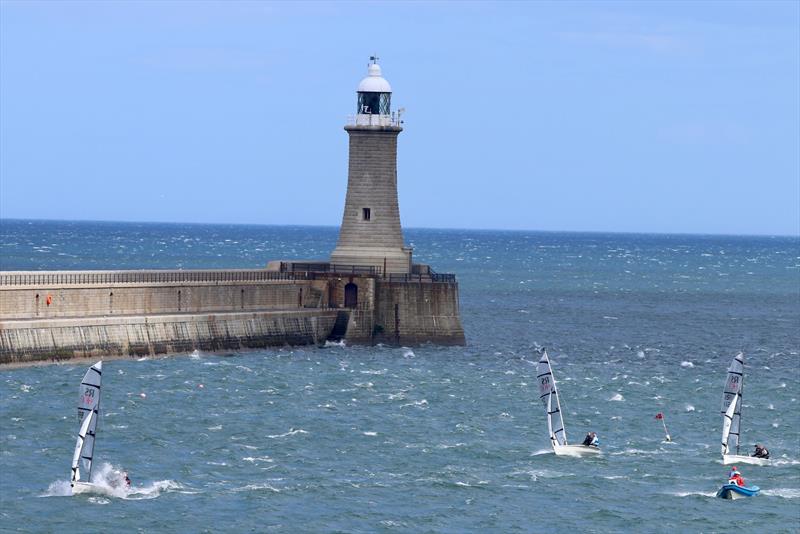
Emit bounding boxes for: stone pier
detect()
[0,266,464,365]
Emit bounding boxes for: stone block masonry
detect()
[0,266,465,365]
[275,263,465,347]
[371,281,465,346]
[0,269,336,365]
[330,126,412,274]
[0,310,338,365]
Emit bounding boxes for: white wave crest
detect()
[685,404,695,412]
[611,448,653,456]
[668,490,716,498]
[41,480,72,497]
[267,428,308,439]
[400,399,428,409]
[512,468,568,481]
[609,393,624,401]
[242,456,274,463]
[762,488,800,499]
[680,361,694,368]
[231,483,281,493]
[42,463,181,500]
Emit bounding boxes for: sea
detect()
[1,219,798,533]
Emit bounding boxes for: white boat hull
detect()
[71,482,104,495]
[553,444,602,457]
[722,454,770,466]
[718,487,747,500]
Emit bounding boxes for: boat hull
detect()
[722,454,770,466]
[71,481,103,495]
[716,484,760,500]
[553,444,602,457]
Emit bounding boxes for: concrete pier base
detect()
[0,310,338,365]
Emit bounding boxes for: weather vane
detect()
[370,54,379,64]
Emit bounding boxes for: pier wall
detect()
[370,281,465,346]
[0,310,338,365]
[275,265,465,346]
[0,270,336,365]
[0,270,325,320]
[0,267,465,365]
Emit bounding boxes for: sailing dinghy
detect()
[720,353,770,466]
[71,361,103,495]
[537,350,601,457]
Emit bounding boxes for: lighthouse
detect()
[330,57,412,274]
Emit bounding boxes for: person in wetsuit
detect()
[582,431,599,447]
[752,444,769,459]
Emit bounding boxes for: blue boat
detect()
[716,483,760,500]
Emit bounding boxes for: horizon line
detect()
[1,216,798,240]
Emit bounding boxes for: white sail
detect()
[721,395,738,455]
[537,350,567,447]
[71,361,102,485]
[720,353,743,456]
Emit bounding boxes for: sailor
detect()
[728,467,745,487]
[123,471,131,488]
[582,431,599,447]
[752,443,770,459]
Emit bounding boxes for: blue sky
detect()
[1,1,798,235]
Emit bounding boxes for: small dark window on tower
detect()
[362,208,371,221]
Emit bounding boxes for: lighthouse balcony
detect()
[347,113,403,128]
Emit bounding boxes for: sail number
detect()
[727,376,740,391]
[81,388,95,405]
[539,376,552,393]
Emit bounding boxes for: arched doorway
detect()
[344,282,358,308]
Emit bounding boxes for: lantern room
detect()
[356,57,392,116]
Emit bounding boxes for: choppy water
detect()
[1,220,799,532]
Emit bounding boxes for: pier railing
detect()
[277,262,456,283]
[386,273,457,283]
[0,269,309,287]
[279,262,381,276]
[0,267,457,287]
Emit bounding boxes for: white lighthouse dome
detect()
[357,63,392,93]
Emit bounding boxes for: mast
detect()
[551,364,568,445]
[737,357,744,456]
[538,349,567,447]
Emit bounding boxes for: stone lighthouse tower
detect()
[330,57,412,274]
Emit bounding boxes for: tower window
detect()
[362,208,371,221]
